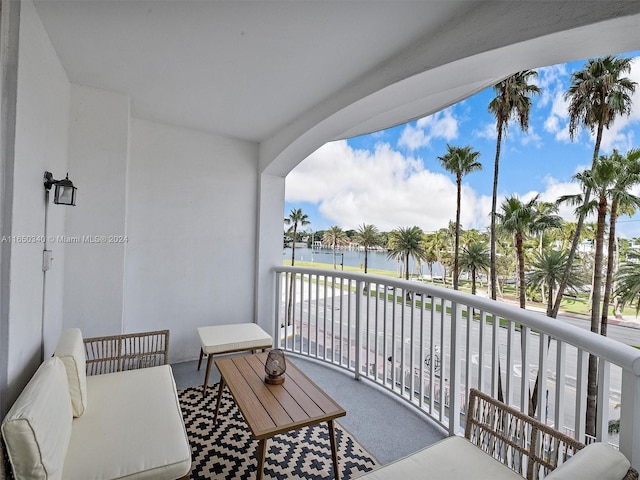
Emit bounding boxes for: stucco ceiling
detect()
[33,1,640,173]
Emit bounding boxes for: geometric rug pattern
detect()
[179,385,380,480]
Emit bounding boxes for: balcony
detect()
[268,266,640,469]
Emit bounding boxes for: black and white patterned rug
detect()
[178,385,379,480]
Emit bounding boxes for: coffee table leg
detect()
[256,439,267,480]
[212,378,225,425]
[328,420,340,480]
[203,354,213,396]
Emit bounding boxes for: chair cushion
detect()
[62,365,191,480]
[357,436,523,480]
[545,442,630,480]
[1,357,73,480]
[54,328,87,417]
[197,323,272,355]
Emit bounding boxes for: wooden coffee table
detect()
[212,352,346,480]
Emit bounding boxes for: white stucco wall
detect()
[125,119,258,362]
[63,85,130,336]
[6,0,69,402]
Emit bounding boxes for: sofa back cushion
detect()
[54,328,87,417]
[1,357,73,480]
[545,442,630,480]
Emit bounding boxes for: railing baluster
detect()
[596,359,610,442]
[554,340,566,433]
[575,348,588,442]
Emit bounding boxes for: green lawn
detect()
[283,259,639,319]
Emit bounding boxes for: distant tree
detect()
[496,195,561,309]
[354,223,382,274]
[437,144,482,290]
[553,55,636,321]
[387,226,426,281]
[284,208,310,267]
[284,208,310,325]
[322,226,347,269]
[616,250,640,315]
[459,241,490,295]
[528,250,582,317]
[488,70,540,302]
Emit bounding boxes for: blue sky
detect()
[285,50,640,240]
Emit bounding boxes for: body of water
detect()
[283,247,444,277]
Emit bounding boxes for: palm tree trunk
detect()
[471,267,477,295]
[586,195,608,437]
[516,233,526,309]
[601,200,618,337]
[490,123,503,301]
[552,123,603,318]
[287,224,298,324]
[364,247,369,274]
[454,174,461,290]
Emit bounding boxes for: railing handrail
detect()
[275,266,640,376]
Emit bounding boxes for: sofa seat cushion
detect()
[54,328,87,417]
[62,365,191,480]
[546,442,630,480]
[1,357,73,480]
[358,436,523,480]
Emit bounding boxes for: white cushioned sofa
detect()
[1,329,191,480]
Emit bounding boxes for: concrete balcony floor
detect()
[172,354,446,465]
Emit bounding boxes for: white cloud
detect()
[473,122,496,141]
[286,140,490,232]
[397,107,459,150]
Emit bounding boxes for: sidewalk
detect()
[497,294,640,330]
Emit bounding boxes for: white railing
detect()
[273,266,640,469]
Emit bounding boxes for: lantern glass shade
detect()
[264,349,286,385]
[44,172,77,206]
[54,180,77,206]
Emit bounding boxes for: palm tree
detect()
[488,70,540,301]
[284,208,310,267]
[496,195,561,309]
[387,226,426,281]
[322,226,347,269]
[560,156,618,438]
[526,248,582,416]
[616,250,640,315]
[459,241,490,295]
[601,149,640,336]
[437,144,482,290]
[553,55,636,319]
[283,208,310,324]
[354,223,381,274]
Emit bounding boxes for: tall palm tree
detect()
[437,144,482,290]
[284,208,310,267]
[284,208,310,324]
[354,223,381,274]
[488,70,540,301]
[322,226,347,269]
[560,156,617,438]
[553,55,636,319]
[387,226,426,281]
[601,149,640,336]
[459,241,490,295]
[616,250,640,315]
[496,195,561,309]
